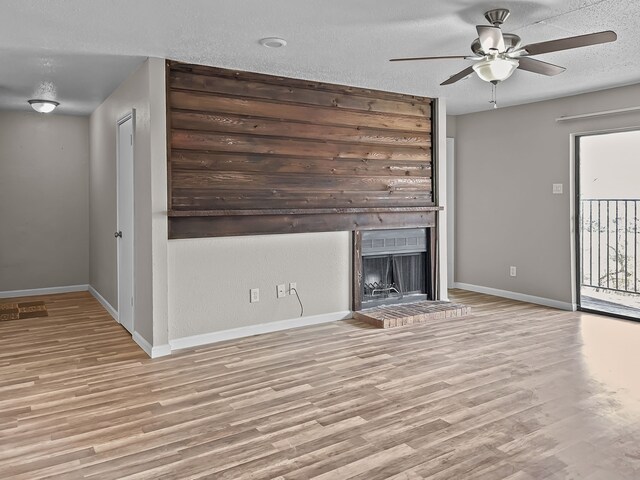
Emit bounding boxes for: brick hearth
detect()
[354,300,471,328]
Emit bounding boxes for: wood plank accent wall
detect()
[166,61,436,238]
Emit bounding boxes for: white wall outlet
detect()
[510,266,517,277]
[289,282,297,295]
[277,284,286,298]
[250,288,259,303]
[552,183,563,194]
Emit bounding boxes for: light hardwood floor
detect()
[1,290,639,479]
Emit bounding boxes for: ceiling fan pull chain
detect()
[490,82,498,109]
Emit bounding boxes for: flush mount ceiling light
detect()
[259,37,287,48]
[28,99,59,113]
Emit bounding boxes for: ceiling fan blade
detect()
[517,57,566,76]
[522,30,617,56]
[389,55,469,62]
[476,25,505,52]
[441,66,475,86]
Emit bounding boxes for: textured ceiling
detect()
[1,0,639,115]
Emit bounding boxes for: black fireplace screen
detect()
[363,252,426,302]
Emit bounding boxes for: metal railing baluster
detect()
[579,198,640,295]
[589,200,593,285]
[625,200,628,292]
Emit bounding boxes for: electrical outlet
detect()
[277,284,286,298]
[250,288,259,303]
[552,183,563,194]
[289,282,297,295]
[510,266,517,277]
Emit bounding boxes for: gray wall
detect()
[453,83,640,306]
[446,115,457,138]
[89,58,167,346]
[0,111,89,292]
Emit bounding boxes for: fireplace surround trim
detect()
[352,224,439,311]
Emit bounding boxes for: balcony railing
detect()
[580,199,640,294]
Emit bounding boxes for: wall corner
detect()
[148,57,170,348]
[435,98,448,300]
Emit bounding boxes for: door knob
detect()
[114,231,123,238]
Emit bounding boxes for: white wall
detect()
[452,83,640,307]
[0,111,89,293]
[168,232,351,341]
[89,57,167,347]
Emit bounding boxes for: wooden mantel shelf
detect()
[168,206,443,217]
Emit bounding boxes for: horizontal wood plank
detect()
[171,111,431,146]
[169,211,436,238]
[171,130,429,161]
[168,206,442,217]
[169,71,429,117]
[170,91,429,131]
[171,171,432,192]
[170,61,431,104]
[171,189,433,210]
[171,152,431,177]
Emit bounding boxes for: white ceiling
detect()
[1,0,639,115]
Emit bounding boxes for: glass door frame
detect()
[574,129,640,323]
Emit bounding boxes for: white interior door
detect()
[117,113,135,334]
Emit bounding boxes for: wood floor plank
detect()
[1,290,639,479]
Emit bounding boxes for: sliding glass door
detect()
[576,130,640,320]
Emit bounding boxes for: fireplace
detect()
[359,228,430,309]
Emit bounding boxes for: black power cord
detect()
[290,287,304,317]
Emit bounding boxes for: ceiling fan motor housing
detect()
[471,33,521,56]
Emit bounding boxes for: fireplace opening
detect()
[360,228,429,308]
[363,253,426,305]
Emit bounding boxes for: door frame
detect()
[116,110,136,332]
[573,133,583,312]
[573,126,640,322]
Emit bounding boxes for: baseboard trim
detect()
[88,285,118,321]
[453,282,575,311]
[169,310,353,352]
[132,331,171,359]
[0,284,89,299]
[152,344,172,358]
[132,332,151,356]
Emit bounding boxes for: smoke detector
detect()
[259,37,287,48]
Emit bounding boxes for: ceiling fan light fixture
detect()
[28,99,59,113]
[472,57,519,82]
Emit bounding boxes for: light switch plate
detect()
[552,183,563,194]
[277,284,286,298]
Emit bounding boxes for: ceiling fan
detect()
[390,8,617,87]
